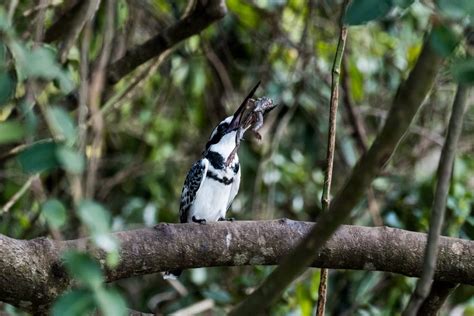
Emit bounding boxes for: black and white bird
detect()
[164,83,268,279]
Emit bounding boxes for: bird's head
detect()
[204,82,262,157]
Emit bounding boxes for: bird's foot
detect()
[192,216,207,224]
[218,217,235,222]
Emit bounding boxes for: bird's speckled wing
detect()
[179,159,208,223]
[227,164,240,211]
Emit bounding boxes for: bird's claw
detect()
[192,216,207,224]
[218,217,235,222]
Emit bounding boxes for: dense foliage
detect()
[0,0,473,315]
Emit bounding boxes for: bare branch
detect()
[106,0,227,84]
[7,0,19,24]
[341,52,369,153]
[85,0,115,200]
[0,220,473,313]
[230,29,444,315]
[317,1,349,314]
[403,85,470,315]
[44,0,100,63]
[0,175,37,214]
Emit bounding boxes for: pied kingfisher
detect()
[164,82,272,279]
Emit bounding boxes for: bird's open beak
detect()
[228,81,261,130]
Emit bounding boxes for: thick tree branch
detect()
[106,0,227,84]
[230,30,444,315]
[0,220,473,313]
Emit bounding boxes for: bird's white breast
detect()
[188,156,239,222]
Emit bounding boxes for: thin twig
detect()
[33,0,48,43]
[22,2,59,17]
[70,22,92,205]
[97,162,151,200]
[54,0,101,63]
[85,0,115,199]
[95,49,173,122]
[7,0,19,24]
[201,39,235,98]
[316,2,348,315]
[320,2,349,221]
[402,85,470,315]
[341,39,384,227]
[252,0,314,219]
[106,0,227,83]
[1,175,37,214]
[341,53,369,153]
[0,138,54,163]
[366,187,383,226]
[78,23,91,154]
[22,0,49,116]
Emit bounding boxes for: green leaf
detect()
[203,288,231,304]
[19,100,39,136]
[227,0,260,28]
[94,233,119,253]
[344,0,393,25]
[0,121,24,144]
[77,201,119,254]
[47,107,77,145]
[52,289,95,316]
[18,141,59,173]
[56,146,85,174]
[77,200,111,234]
[62,251,104,289]
[436,0,474,20]
[106,250,120,267]
[11,43,74,93]
[24,47,63,80]
[42,199,67,229]
[94,288,127,316]
[0,8,9,31]
[451,58,474,83]
[430,25,459,57]
[0,71,16,106]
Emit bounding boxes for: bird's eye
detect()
[221,123,229,130]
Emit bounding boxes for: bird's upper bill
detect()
[222,82,277,167]
[227,82,260,131]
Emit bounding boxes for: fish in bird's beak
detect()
[228,81,261,131]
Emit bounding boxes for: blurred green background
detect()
[0,0,473,315]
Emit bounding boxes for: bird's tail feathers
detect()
[163,269,182,280]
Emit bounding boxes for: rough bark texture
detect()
[0,220,473,313]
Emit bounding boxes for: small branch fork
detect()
[317,1,349,315]
[106,0,227,84]
[403,85,470,315]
